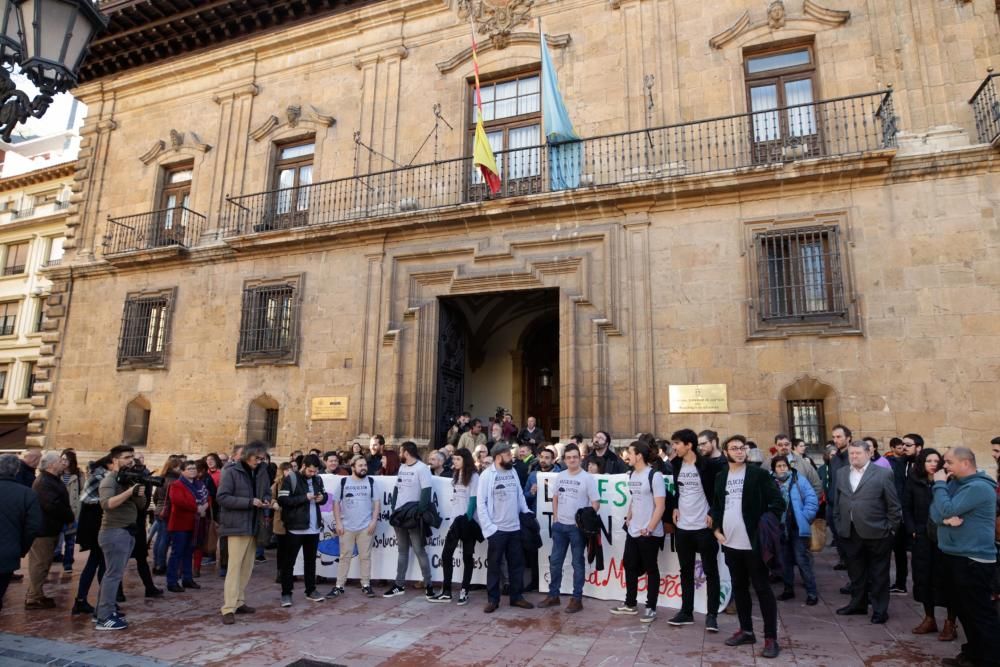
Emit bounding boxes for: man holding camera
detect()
[95,445,146,630]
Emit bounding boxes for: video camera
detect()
[116,467,165,488]
[493,406,507,424]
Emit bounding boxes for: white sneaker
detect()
[610,605,639,615]
[640,608,657,623]
[457,589,469,606]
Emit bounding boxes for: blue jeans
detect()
[54,524,77,569]
[548,522,586,599]
[781,533,817,597]
[486,529,524,604]
[152,518,169,569]
[167,531,195,587]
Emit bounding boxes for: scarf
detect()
[775,474,791,528]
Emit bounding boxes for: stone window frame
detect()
[743,210,860,339]
[236,273,304,367]
[116,287,177,371]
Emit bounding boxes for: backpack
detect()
[340,476,375,499]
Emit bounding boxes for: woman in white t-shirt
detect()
[428,448,481,606]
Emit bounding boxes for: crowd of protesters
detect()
[1,420,999,665]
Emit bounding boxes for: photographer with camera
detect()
[95,445,147,631]
[446,412,472,448]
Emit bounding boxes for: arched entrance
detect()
[432,289,559,446]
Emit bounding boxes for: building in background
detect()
[30,0,1000,462]
[0,91,78,449]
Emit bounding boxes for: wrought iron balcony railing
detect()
[971,71,1000,145]
[222,90,896,238]
[103,207,206,255]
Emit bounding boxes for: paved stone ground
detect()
[0,547,961,666]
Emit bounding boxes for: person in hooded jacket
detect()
[770,456,819,605]
[0,454,41,612]
[930,447,1000,667]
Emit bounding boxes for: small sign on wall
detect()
[311,396,349,420]
[668,384,728,414]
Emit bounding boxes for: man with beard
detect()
[826,425,852,570]
[328,456,379,599]
[888,433,922,595]
[367,435,386,476]
[585,431,627,475]
[478,442,534,613]
[698,430,725,463]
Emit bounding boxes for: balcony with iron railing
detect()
[970,70,1000,146]
[103,207,206,257]
[222,90,897,238]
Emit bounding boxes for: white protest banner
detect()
[294,474,490,585]
[294,472,731,612]
[535,472,731,613]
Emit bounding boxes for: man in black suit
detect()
[833,438,901,623]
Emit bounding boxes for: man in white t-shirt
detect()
[478,442,534,613]
[538,444,600,613]
[609,441,666,624]
[328,455,379,599]
[383,442,435,600]
[711,435,785,660]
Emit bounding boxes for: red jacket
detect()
[167,479,199,532]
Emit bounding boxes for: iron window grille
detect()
[237,282,300,364]
[0,301,17,336]
[3,242,28,276]
[117,292,174,369]
[787,399,826,452]
[756,225,846,321]
[264,408,279,446]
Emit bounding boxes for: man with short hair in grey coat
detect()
[833,438,901,624]
[217,441,272,624]
[0,454,41,612]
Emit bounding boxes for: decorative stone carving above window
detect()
[457,0,535,50]
[139,130,211,165]
[249,105,335,142]
[709,0,850,50]
[436,32,570,74]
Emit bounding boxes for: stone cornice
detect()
[0,163,76,193]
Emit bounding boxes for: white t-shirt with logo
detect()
[394,460,432,507]
[676,462,710,530]
[479,467,523,533]
[451,472,480,523]
[627,468,666,538]
[338,476,376,532]
[722,467,752,550]
[553,469,599,526]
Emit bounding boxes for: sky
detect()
[7,69,85,141]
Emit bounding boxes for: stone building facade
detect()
[32,0,1000,460]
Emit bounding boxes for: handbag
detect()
[810,517,827,552]
[201,512,218,555]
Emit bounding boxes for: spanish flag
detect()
[470,24,501,195]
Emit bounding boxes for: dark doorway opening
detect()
[433,288,559,447]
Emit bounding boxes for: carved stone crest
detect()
[286,105,302,128]
[767,0,786,29]
[457,0,534,50]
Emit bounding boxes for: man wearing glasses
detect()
[712,435,785,659]
[217,441,272,624]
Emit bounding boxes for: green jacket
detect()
[710,464,785,552]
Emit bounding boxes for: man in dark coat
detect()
[0,454,42,612]
[26,451,74,609]
[832,439,901,624]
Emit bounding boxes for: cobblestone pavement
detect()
[0,547,960,666]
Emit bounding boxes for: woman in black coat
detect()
[903,448,956,640]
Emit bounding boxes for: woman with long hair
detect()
[429,447,481,605]
[71,455,111,615]
[905,448,958,640]
[151,455,184,574]
[54,449,84,572]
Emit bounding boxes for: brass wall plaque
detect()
[311,396,349,420]
[668,384,728,414]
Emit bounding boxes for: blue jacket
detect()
[777,471,819,538]
[930,471,998,562]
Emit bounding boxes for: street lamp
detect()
[0,0,107,142]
